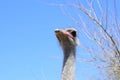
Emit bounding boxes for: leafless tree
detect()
[54,0,120,80]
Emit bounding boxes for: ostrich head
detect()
[55,28,79,49]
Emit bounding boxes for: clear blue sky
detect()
[0,0,120,80]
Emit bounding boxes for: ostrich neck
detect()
[62,46,76,80]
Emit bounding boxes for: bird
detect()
[55,28,79,80]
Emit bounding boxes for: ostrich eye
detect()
[71,31,76,37]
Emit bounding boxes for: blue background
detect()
[0,0,120,80]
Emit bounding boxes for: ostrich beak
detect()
[62,31,73,38]
[55,29,73,38]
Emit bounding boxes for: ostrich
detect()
[55,28,79,80]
